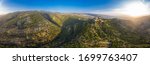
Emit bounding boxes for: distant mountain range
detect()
[0,11,149,48]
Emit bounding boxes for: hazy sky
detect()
[0,0,150,15]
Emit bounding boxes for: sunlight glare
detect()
[0,0,9,15]
[115,1,150,17]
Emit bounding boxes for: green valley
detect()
[0,11,149,48]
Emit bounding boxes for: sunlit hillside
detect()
[0,11,150,48]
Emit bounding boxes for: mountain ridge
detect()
[0,11,149,48]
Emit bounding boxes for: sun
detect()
[115,1,150,17]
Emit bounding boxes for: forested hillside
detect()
[0,11,149,48]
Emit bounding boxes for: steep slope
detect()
[50,17,150,48]
[0,11,61,47]
[50,18,127,48]
[0,11,150,48]
[136,16,150,44]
